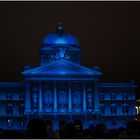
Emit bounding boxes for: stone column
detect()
[68,81,72,112]
[53,81,58,112]
[83,82,87,112]
[94,80,100,114]
[39,81,43,112]
[25,80,31,113]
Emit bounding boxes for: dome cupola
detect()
[40,23,80,65]
[41,23,79,48]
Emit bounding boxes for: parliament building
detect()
[0,24,137,130]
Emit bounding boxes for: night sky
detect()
[0,2,140,98]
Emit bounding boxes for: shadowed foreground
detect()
[0,119,140,138]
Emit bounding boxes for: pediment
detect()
[22,59,102,76]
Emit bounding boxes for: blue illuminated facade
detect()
[0,24,137,130]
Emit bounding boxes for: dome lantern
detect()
[56,23,64,36]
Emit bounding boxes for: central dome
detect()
[41,24,79,48]
[40,24,81,65]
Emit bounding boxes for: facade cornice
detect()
[100,82,137,88]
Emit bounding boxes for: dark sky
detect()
[0,2,140,98]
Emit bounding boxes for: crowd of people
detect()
[0,119,140,138]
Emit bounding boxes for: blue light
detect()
[42,33,79,47]
[59,70,66,75]
[0,24,136,131]
[55,38,67,45]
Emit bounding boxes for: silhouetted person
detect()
[92,123,111,138]
[26,119,47,138]
[45,119,52,134]
[59,120,67,138]
[65,122,75,138]
[1,130,25,138]
[48,130,60,139]
[82,128,93,138]
[109,128,119,138]
[74,119,83,131]
[73,119,84,138]
[88,123,95,131]
[119,120,140,138]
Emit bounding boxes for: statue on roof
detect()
[56,23,64,36]
[59,47,67,58]
[55,47,70,60]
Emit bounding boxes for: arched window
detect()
[73,91,82,108]
[123,117,128,126]
[44,91,53,108]
[19,104,25,115]
[110,104,117,114]
[111,118,117,126]
[122,93,128,100]
[110,93,116,100]
[58,91,67,108]
[32,93,38,112]
[7,119,13,127]
[87,93,92,110]
[100,104,105,114]
[19,93,25,100]
[6,104,13,114]
[7,93,13,100]
[20,119,24,128]
[100,93,104,100]
[122,103,129,114]
[99,117,104,122]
